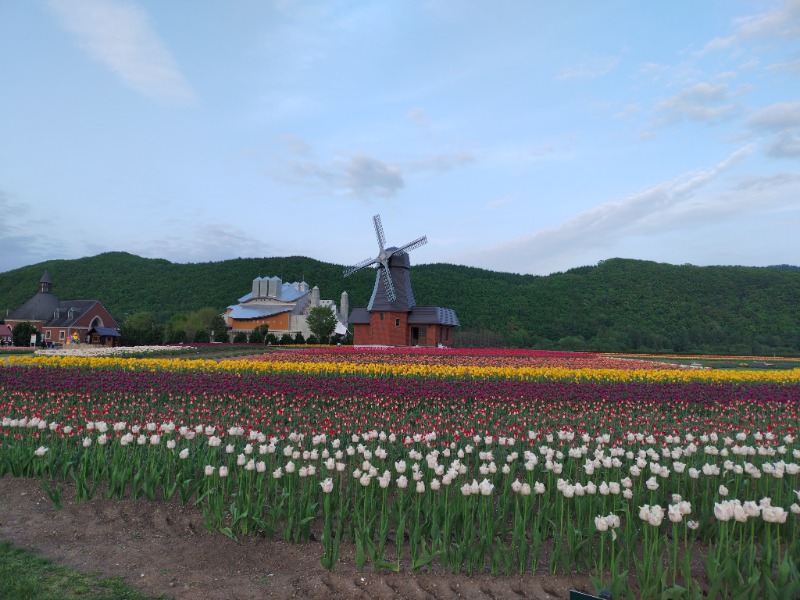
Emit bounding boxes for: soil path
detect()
[0,476,594,599]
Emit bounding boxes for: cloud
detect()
[0,191,72,273]
[407,152,475,174]
[748,101,800,130]
[557,55,621,81]
[746,102,800,156]
[341,155,405,198]
[47,0,196,104]
[274,153,404,198]
[269,138,474,198]
[766,132,800,157]
[485,196,513,212]
[123,223,269,264]
[701,0,800,53]
[767,57,800,74]
[733,0,800,40]
[407,108,430,129]
[457,147,753,274]
[656,82,740,123]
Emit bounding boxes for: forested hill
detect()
[2,252,799,355]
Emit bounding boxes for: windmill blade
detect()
[381,264,397,302]
[393,235,428,256]
[343,256,377,278]
[373,214,386,251]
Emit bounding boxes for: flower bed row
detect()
[8,354,800,384]
[2,358,800,597]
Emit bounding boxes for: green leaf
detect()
[219,527,238,542]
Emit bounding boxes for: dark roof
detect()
[6,292,60,323]
[49,301,99,326]
[7,271,114,327]
[349,307,370,324]
[348,306,459,326]
[367,252,417,312]
[408,306,460,326]
[90,326,120,337]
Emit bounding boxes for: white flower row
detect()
[34,345,195,357]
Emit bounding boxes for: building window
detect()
[58,330,65,341]
[395,318,400,327]
[45,331,51,340]
[379,312,384,321]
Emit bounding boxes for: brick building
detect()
[348,251,459,347]
[4,270,120,346]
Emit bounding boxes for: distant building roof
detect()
[408,306,460,326]
[228,305,293,320]
[349,306,459,326]
[0,324,12,338]
[89,326,121,337]
[349,307,370,324]
[7,298,98,327]
[6,271,117,329]
[6,292,60,323]
[240,279,309,304]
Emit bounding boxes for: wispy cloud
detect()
[748,101,800,130]
[766,132,800,157]
[277,154,404,198]
[747,102,800,156]
[656,82,744,124]
[701,0,800,53]
[47,0,196,104]
[268,135,474,199]
[458,147,754,274]
[124,223,269,264]
[0,191,64,273]
[557,55,621,81]
[341,155,405,198]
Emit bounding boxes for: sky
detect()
[1,1,799,276]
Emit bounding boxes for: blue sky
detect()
[1,1,798,276]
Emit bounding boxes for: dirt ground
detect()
[0,475,595,600]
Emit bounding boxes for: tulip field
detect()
[2,348,800,599]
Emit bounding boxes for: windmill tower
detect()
[344,214,428,311]
[345,215,458,346]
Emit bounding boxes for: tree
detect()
[293,331,305,345]
[306,306,336,343]
[12,322,39,347]
[280,333,293,345]
[164,314,188,344]
[233,332,248,343]
[120,312,163,346]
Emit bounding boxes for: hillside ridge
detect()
[2,253,799,354]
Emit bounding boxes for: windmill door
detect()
[411,327,420,346]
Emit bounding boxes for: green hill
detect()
[2,252,799,355]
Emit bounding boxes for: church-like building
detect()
[224,275,347,340]
[4,270,120,346]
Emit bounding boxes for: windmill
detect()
[343,215,427,311]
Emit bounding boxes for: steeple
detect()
[39,270,53,294]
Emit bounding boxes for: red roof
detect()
[0,324,12,338]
